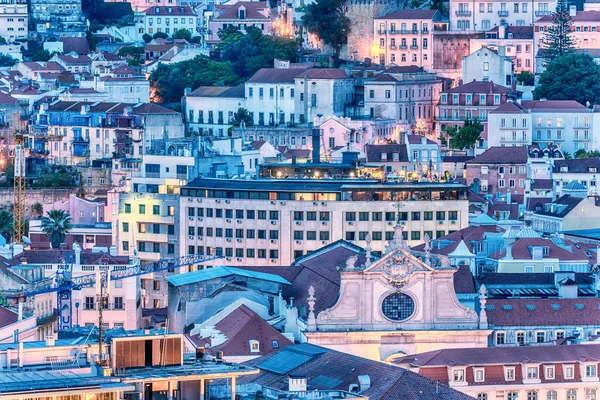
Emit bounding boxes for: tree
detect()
[575,149,589,158]
[542,0,575,60]
[86,31,98,51]
[0,37,6,45]
[0,210,13,242]
[41,210,72,249]
[441,126,458,148]
[534,53,600,106]
[231,108,253,127]
[153,32,168,39]
[172,28,192,41]
[563,152,572,159]
[448,119,482,150]
[142,33,153,43]
[32,49,52,62]
[31,202,44,218]
[301,0,349,60]
[516,70,535,86]
[0,53,16,67]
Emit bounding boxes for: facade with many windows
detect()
[373,9,444,70]
[136,6,198,36]
[180,178,469,266]
[450,0,556,31]
[0,0,27,43]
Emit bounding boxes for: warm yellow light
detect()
[350,172,355,178]
[371,45,380,56]
[314,171,320,178]
[277,171,282,177]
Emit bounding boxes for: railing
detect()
[535,10,551,15]
[498,10,509,16]
[410,45,418,49]
[455,10,471,16]
[399,44,408,49]
[377,30,386,34]
[389,44,397,50]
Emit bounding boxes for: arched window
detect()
[546,390,557,400]
[527,391,538,400]
[586,389,597,400]
[567,390,578,400]
[477,394,488,400]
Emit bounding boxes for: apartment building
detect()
[450,0,556,31]
[465,146,529,195]
[535,8,600,50]
[553,158,600,196]
[137,5,199,36]
[373,9,443,70]
[397,343,600,400]
[0,0,27,43]
[363,66,442,133]
[30,0,87,38]
[436,80,516,142]
[470,26,535,72]
[209,1,271,42]
[488,100,596,154]
[461,46,514,84]
[179,178,469,266]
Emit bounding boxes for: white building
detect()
[462,45,514,85]
[0,1,27,43]
[470,25,535,72]
[535,8,600,50]
[183,84,245,137]
[487,99,597,155]
[373,9,443,70]
[450,0,556,31]
[136,5,199,37]
[553,159,600,196]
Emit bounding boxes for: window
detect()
[411,212,421,221]
[547,391,557,400]
[307,231,316,240]
[359,212,369,221]
[504,366,515,380]
[114,297,124,310]
[587,365,597,377]
[516,331,525,345]
[320,212,330,221]
[449,211,458,221]
[124,204,131,213]
[567,390,577,400]
[477,394,487,400]
[436,211,445,220]
[122,222,129,232]
[84,297,95,310]
[346,212,356,222]
[586,389,596,400]
[320,231,330,241]
[153,280,160,291]
[153,205,160,215]
[564,365,575,379]
[545,366,555,379]
[496,332,506,345]
[453,369,465,382]
[474,368,485,382]
[527,367,539,379]
[139,204,146,214]
[249,340,260,352]
[536,331,545,343]
[527,392,538,400]
[307,212,317,221]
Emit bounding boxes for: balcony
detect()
[390,44,397,50]
[422,29,429,34]
[411,29,419,34]
[72,136,89,143]
[535,10,551,16]
[399,44,408,49]
[410,45,418,49]
[455,10,471,16]
[498,10,509,16]
[377,30,386,34]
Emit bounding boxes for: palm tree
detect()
[0,210,13,242]
[41,210,72,249]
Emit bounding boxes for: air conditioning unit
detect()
[236,238,242,242]
[321,240,328,244]
[271,258,277,263]
[226,238,232,242]
[271,200,276,205]
[438,220,444,225]
[225,199,230,203]
[270,220,276,225]
[451,220,457,225]
[198,217,203,221]
[349,221,354,225]
[313,201,318,205]
[236,257,242,261]
[188,235,194,239]
[270,239,277,244]
[280,201,286,205]
[226,219,231,223]
[226,257,231,261]
[188,217,194,221]
[198,236,203,240]
[321,221,328,225]
[215,199,220,203]
[236,219,242,223]
[196,198,202,202]
[296,221,302,225]
[321,201,327,205]
[295,240,302,244]
[187,197,193,201]
[387,222,392,226]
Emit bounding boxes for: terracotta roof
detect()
[241,343,473,399]
[487,298,600,327]
[412,225,499,256]
[249,140,266,150]
[554,158,600,173]
[365,144,408,162]
[466,146,528,165]
[443,155,474,163]
[295,68,348,79]
[488,237,594,262]
[537,10,600,22]
[445,80,514,94]
[60,37,90,55]
[0,307,18,328]
[21,62,65,72]
[453,265,477,294]
[373,74,399,82]
[282,149,310,159]
[490,101,527,114]
[533,195,585,218]
[188,84,245,98]
[187,304,292,357]
[520,100,586,111]
[526,197,552,212]
[486,25,534,39]
[395,343,600,367]
[479,272,594,287]
[215,2,269,20]
[248,68,309,83]
[406,134,436,145]
[144,5,196,15]
[376,9,439,20]
[0,92,19,105]
[383,65,424,73]
[57,54,91,65]
[531,179,553,190]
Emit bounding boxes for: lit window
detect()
[453,369,465,382]
[249,340,260,352]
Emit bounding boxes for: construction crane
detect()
[13,129,25,243]
[1,252,224,331]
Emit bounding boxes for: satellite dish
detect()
[22,236,31,245]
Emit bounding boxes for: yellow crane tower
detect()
[13,120,25,243]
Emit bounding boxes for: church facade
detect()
[304,226,491,361]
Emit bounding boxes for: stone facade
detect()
[432,32,478,81]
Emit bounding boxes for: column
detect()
[199,379,205,400]
[230,376,236,400]
[168,381,174,400]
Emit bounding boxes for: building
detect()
[0,0,27,43]
[239,343,474,399]
[373,9,443,70]
[30,0,87,38]
[488,100,597,154]
[50,53,92,74]
[530,189,600,234]
[450,0,556,31]
[183,84,246,137]
[553,158,600,196]
[465,146,529,195]
[304,224,491,361]
[363,66,442,133]
[535,8,600,51]
[461,46,514,85]
[437,81,516,143]
[136,5,199,37]
[87,65,151,103]
[470,25,535,72]
[179,178,470,266]
[209,1,271,42]
[395,343,600,400]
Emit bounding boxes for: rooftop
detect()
[166,266,291,287]
[376,9,439,20]
[466,146,529,165]
[444,80,514,94]
[188,84,245,98]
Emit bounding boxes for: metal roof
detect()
[167,266,291,287]
[0,370,132,394]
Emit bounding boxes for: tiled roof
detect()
[412,225,499,256]
[488,237,594,262]
[406,134,436,144]
[144,5,196,15]
[443,155,475,163]
[479,272,594,287]
[487,298,600,327]
[554,158,600,173]
[453,265,477,294]
[295,68,348,79]
[188,84,245,98]
[395,343,600,367]
[241,343,473,399]
[520,100,586,111]
[282,149,311,159]
[466,146,528,165]
[486,25,534,39]
[248,68,309,83]
[215,2,269,20]
[531,179,553,190]
[249,140,266,150]
[0,92,19,105]
[533,194,585,217]
[537,10,600,22]
[490,101,527,114]
[60,37,90,55]
[187,304,292,357]
[526,197,552,212]
[444,80,514,94]
[376,9,439,20]
[0,307,18,328]
[383,65,424,73]
[57,55,91,65]
[5,249,129,266]
[365,144,408,162]
[21,62,65,72]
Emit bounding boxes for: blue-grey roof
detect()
[0,370,134,394]
[563,229,600,240]
[0,338,96,351]
[167,266,291,287]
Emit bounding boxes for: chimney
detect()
[184,87,191,96]
[74,243,81,265]
[288,374,307,392]
[46,336,56,346]
[109,245,117,257]
[18,342,23,368]
[358,375,371,392]
[504,244,513,260]
[311,128,321,164]
[13,244,23,257]
[569,5,576,16]
[17,302,23,321]
[498,24,506,39]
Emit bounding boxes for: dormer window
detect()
[586,364,597,377]
[381,153,387,161]
[526,366,539,379]
[239,6,246,19]
[504,366,516,381]
[564,365,575,379]
[249,339,260,352]
[453,368,465,382]
[474,368,485,382]
[591,168,597,173]
[545,365,555,379]
[441,94,447,104]
[560,166,568,172]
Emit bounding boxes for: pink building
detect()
[209,2,271,42]
[465,146,529,195]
